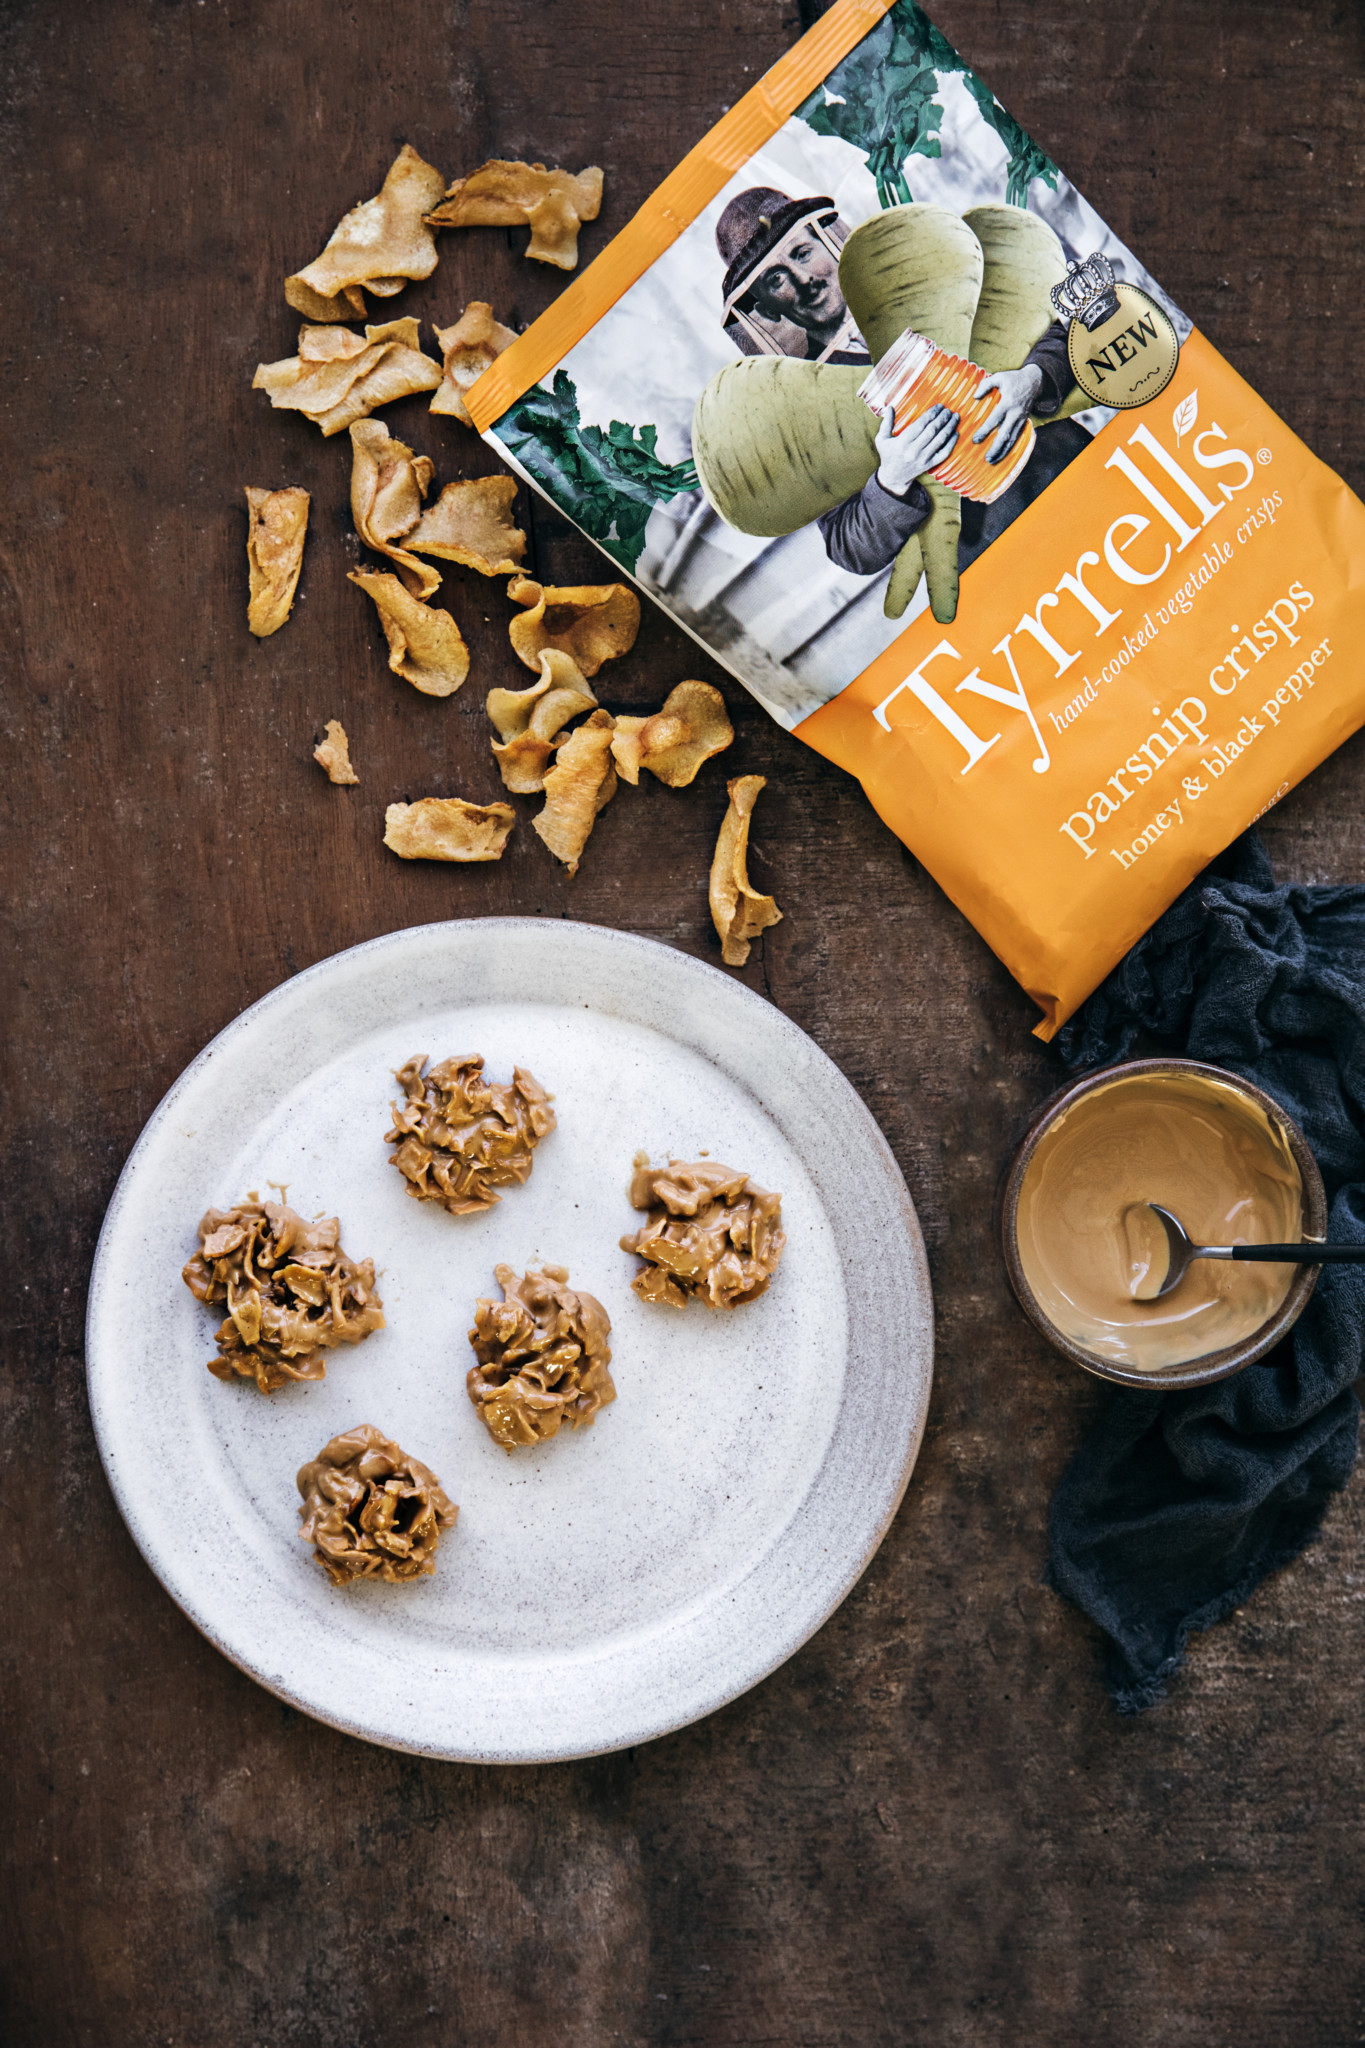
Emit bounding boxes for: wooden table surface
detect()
[5,1,1365,2040]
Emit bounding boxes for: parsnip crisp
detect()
[533,709,617,872]
[489,649,598,794]
[405,475,526,577]
[611,681,733,787]
[709,774,783,967]
[430,302,518,426]
[426,161,603,270]
[383,797,515,862]
[313,720,358,785]
[507,575,640,677]
[348,568,469,696]
[348,419,440,600]
[286,145,447,321]
[244,485,309,637]
[253,319,442,437]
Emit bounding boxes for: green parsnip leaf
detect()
[497,372,698,572]
[795,0,1059,213]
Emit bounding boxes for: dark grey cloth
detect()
[817,321,1088,578]
[1047,833,1365,1711]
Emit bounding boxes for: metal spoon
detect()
[1144,1204,1365,1299]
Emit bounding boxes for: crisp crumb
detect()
[314,719,359,785]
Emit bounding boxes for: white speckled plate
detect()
[87,920,932,1761]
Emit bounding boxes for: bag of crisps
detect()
[468,0,1365,1037]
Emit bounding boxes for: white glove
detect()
[971,364,1046,464]
[875,401,959,497]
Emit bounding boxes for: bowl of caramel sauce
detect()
[1000,1059,1327,1388]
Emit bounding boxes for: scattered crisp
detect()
[296,1424,458,1586]
[488,648,595,741]
[182,1196,384,1394]
[430,302,518,425]
[611,681,733,788]
[621,1159,786,1311]
[286,145,447,322]
[314,719,359,785]
[244,485,309,637]
[384,796,514,862]
[348,568,469,695]
[709,773,782,967]
[405,475,526,577]
[467,1265,615,1447]
[507,575,640,677]
[386,1054,556,1213]
[533,708,617,872]
[489,648,597,794]
[426,161,603,271]
[286,279,367,325]
[253,319,442,438]
[349,419,440,600]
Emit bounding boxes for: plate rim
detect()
[86,917,933,1760]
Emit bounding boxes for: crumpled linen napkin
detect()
[1046,833,1365,1711]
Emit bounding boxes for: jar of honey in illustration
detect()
[858,330,1035,504]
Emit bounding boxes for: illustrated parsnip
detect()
[840,205,983,624]
[883,533,924,622]
[839,204,983,364]
[964,204,1091,424]
[918,481,962,626]
[962,204,1065,370]
[691,358,878,537]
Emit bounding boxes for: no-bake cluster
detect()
[182,1198,385,1394]
[467,1264,615,1448]
[386,1053,556,1214]
[296,1424,458,1585]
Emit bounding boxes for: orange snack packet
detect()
[466,0,1365,1035]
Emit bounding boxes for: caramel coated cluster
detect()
[386,1055,556,1215]
[296,1423,458,1585]
[621,1159,786,1310]
[182,1198,385,1394]
[467,1265,615,1448]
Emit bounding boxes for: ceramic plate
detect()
[87,920,932,1761]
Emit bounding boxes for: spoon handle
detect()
[1231,1244,1365,1264]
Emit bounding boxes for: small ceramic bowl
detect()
[999,1057,1327,1390]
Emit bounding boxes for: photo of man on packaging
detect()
[714,183,1094,580]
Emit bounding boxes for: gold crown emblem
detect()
[1051,253,1121,333]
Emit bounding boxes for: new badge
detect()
[1052,253,1180,410]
